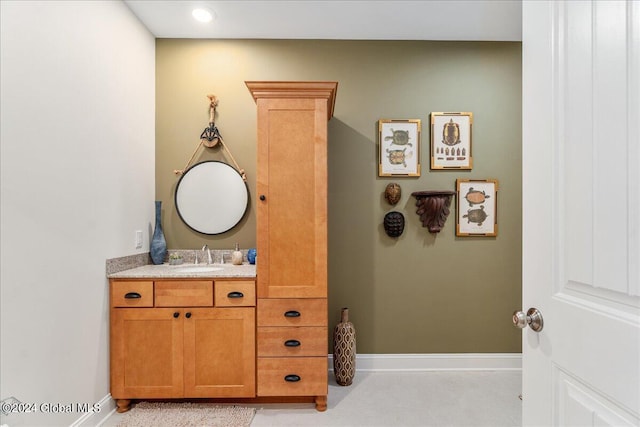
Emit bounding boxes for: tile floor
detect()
[102,370,521,426]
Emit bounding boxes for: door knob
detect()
[512,308,544,332]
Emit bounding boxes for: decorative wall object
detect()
[430,112,473,170]
[333,307,356,386]
[150,201,167,264]
[384,183,402,205]
[174,95,247,180]
[378,119,421,177]
[411,191,456,233]
[456,179,498,236]
[383,211,405,237]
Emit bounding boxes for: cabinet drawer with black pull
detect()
[257,299,327,327]
[257,326,327,357]
[111,281,154,307]
[257,357,327,396]
[214,280,256,307]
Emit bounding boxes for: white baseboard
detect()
[71,394,116,427]
[328,353,522,372]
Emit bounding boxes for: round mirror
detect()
[175,161,248,235]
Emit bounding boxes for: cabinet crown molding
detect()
[245,81,338,119]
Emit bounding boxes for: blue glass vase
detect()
[247,248,257,264]
[150,201,167,265]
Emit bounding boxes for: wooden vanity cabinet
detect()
[110,278,255,412]
[247,81,337,412]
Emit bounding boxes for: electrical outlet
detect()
[135,230,143,249]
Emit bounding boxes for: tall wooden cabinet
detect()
[246,81,337,411]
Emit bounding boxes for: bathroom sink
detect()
[173,266,224,273]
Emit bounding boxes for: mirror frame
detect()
[174,160,249,235]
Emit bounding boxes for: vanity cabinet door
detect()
[250,83,336,299]
[110,308,184,398]
[183,307,255,397]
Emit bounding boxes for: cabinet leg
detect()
[315,395,327,412]
[115,399,132,413]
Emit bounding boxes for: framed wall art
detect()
[378,119,421,177]
[456,179,498,236]
[431,112,473,170]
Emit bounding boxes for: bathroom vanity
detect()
[109,81,337,413]
[108,261,329,412]
[108,265,257,413]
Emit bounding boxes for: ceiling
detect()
[123,0,522,41]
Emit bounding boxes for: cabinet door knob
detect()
[259,195,266,201]
[124,292,141,299]
[284,310,301,318]
[173,312,180,318]
[284,374,301,382]
[185,312,192,319]
[284,339,301,347]
[227,291,244,298]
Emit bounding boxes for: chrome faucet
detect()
[202,244,212,265]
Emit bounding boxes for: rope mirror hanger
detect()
[173,94,246,181]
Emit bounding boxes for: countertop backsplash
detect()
[165,248,249,265]
[106,249,251,276]
[105,252,152,275]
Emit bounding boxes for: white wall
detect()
[0,1,155,425]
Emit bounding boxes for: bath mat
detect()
[116,401,256,427]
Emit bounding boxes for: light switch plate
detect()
[135,230,143,249]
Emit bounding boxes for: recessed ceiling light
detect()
[192,8,213,23]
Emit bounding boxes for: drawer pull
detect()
[284,374,301,382]
[185,312,192,319]
[173,312,180,318]
[284,310,301,318]
[227,291,244,298]
[124,292,141,299]
[284,339,301,347]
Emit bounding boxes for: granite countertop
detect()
[108,263,256,279]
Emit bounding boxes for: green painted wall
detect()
[156,39,522,354]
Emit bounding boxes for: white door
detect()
[522,1,639,426]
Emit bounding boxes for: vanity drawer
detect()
[215,280,256,307]
[111,281,154,307]
[257,299,327,327]
[257,326,327,357]
[257,357,327,396]
[155,281,213,307]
